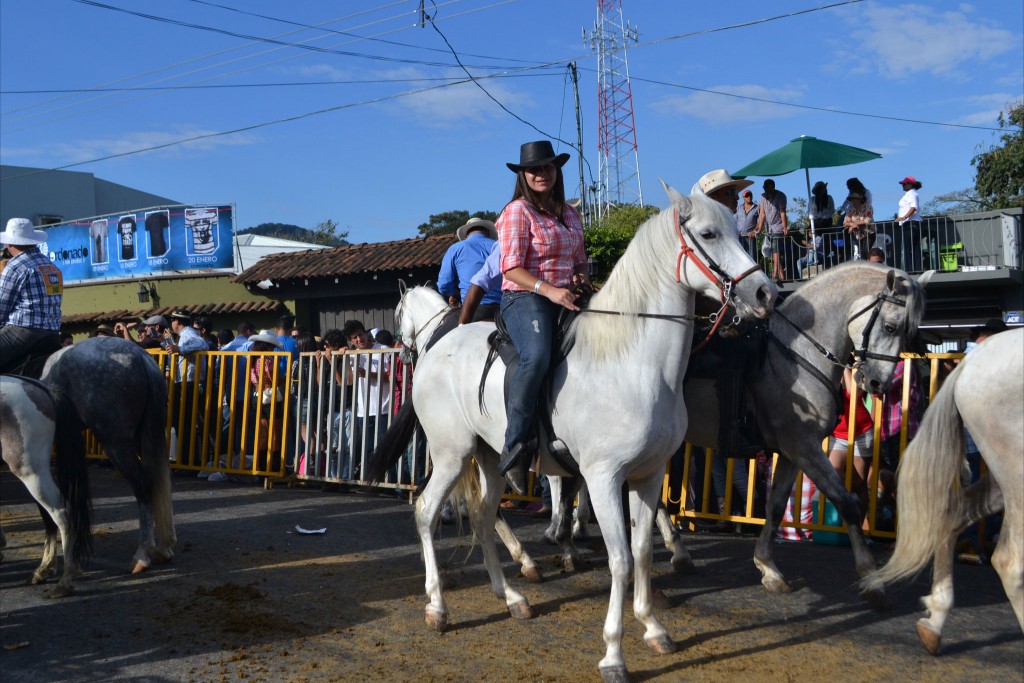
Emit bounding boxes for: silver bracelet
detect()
[533,280,544,295]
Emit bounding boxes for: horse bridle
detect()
[578,208,765,351]
[848,291,908,365]
[765,286,910,405]
[401,304,454,362]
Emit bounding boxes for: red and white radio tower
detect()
[587,0,643,216]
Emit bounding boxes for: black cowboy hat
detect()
[506,141,570,173]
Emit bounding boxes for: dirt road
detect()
[1,468,1020,682]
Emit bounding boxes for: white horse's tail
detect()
[862,362,967,592]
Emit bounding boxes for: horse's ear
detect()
[916,269,934,288]
[398,279,408,297]
[885,268,897,292]
[660,178,687,207]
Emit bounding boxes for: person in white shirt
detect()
[339,319,391,480]
[895,175,924,272]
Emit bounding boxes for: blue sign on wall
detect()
[42,204,235,284]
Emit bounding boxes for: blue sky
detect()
[2,0,1021,244]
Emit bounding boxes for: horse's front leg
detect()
[630,474,675,655]
[655,503,695,574]
[798,448,886,608]
[477,461,532,620]
[415,458,463,632]
[494,513,543,583]
[586,472,632,683]
[754,456,798,593]
[551,475,586,572]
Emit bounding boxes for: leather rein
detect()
[765,287,909,405]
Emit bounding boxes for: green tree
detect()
[972,101,1024,210]
[584,204,659,282]
[311,218,349,246]
[417,210,499,237]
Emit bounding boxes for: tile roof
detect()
[62,300,288,326]
[233,234,457,284]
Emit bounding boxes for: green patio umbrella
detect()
[733,135,882,244]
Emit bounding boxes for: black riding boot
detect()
[497,438,536,497]
[717,369,761,458]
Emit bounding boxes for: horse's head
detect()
[846,267,932,395]
[395,285,449,364]
[661,180,776,322]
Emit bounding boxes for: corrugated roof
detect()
[233,234,456,284]
[62,300,287,326]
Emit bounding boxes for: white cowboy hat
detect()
[248,331,283,349]
[0,217,48,246]
[697,169,754,197]
[456,217,498,241]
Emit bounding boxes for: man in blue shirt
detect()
[437,217,501,322]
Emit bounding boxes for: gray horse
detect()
[43,337,176,573]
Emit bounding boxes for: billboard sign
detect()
[41,204,235,284]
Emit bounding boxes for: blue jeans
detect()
[500,290,559,453]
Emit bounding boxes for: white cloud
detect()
[651,84,805,124]
[837,2,1017,79]
[14,126,259,166]
[386,70,528,127]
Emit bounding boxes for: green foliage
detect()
[239,221,349,247]
[972,101,1024,210]
[311,218,350,247]
[417,210,499,237]
[922,189,986,216]
[584,204,659,281]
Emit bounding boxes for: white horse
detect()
[863,327,1023,654]
[0,376,93,595]
[368,185,775,682]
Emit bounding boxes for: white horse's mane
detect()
[572,192,727,363]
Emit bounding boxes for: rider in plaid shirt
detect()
[0,218,63,374]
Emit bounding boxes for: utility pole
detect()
[586,0,643,215]
[568,62,588,227]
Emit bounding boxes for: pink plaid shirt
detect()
[497,199,586,291]
[881,360,921,440]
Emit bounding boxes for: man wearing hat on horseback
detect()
[0,218,63,375]
[438,217,501,323]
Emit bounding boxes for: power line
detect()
[0,72,556,95]
[69,0,512,70]
[627,74,1014,133]
[183,0,535,66]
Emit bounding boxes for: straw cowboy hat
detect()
[0,217,48,246]
[697,169,753,197]
[506,140,570,173]
[456,217,498,241]
[248,330,283,349]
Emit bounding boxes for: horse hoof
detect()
[425,609,448,632]
[52,583,76,598]
[153,548,174,564]
[916,620,942,655]
[543,530,559,546]
[761,575,792,593]
[650,587,672,611]
[671,554,697,575]
[131,561,150,575]
[508,600,534,620]
[599,663,631,683]
[563,556,584,573]
[645,633,676,655]
[520,566,544,583]
[572,528,588,542]
[862,586,889,612]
